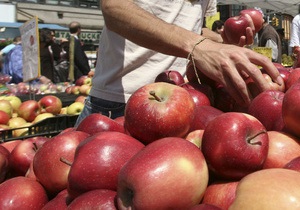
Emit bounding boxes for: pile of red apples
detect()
[1,9,300,209]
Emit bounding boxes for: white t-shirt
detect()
[90,0,216,103]
[290,14,300,48]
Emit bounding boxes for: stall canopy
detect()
[217,0,300,17]
[0,22,67,30]
[0,22,68,39]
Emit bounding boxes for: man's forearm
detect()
[101,0,203,59]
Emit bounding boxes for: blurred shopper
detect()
[212,20,224,34]
[68,21,90,81]
[258,18,282,63]
[0,36,21,56]
[39,28,56,82]
[2,42,23,83]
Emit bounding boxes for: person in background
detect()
[39,28,56,83]
[212,20,224,34]
[257,17,282,63]
[75,0,283,125]
[0,36,21,56]
[276,28,288,55]
[2,41,23,83]
[68,21,90,80]
[290,13,300,60]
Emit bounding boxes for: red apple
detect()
[71,86,81,95]
[33,130,90,196]
[223,15,252,45]
[114,115,125,126]
[25,161,36,180]
[18,100,40,122]
[9,136,49,176]
[117,137,209,210]
[79,84,91,95]
[0,110,10,125]
[65,86,73,94]
[0,176,48,209]
[185,129,204,148]
[247,90,285,131]
[229,168,300,209]
[0,140,22,153]
[38,95,62,115]
[273,62,285,69]
[67,189,117,210]
[0,145,10,183]
[76,113,126,136]
[189,105,223,132]
[213,85,236,112]
[282,81,300,138]
[246,73,285,99]
[285,68,300,91]
[124,82,195,145]
[41,189,70,210]
[154,70,185,86]
[283,156,300,172]
[263,131,300,169]
[277,67,292,89]
[180,81,215,105]
[189,204,222,210]
[201,181,239,210]
[67,131,144,199]
[75,95,86,104]
[201,112,269,180]
[239,8,264,33]
[75,75,91,86]
[184,88,211,107]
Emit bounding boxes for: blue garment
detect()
[1,44,16,55]
[75,95,126,127]
[2,44,23,84]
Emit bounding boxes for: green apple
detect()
[67,102,84,115]
[0,96,22,113]
[0,100,13,117]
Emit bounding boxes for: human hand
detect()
[191,39,284,107]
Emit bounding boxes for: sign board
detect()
[252,47,272,61]
[19,17,40,82]
[205,12,220,30]
[55,31,101,44]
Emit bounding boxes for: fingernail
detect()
[276,76,284,86]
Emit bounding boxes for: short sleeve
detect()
[205,0,217,17]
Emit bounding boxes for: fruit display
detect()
[0,59,300,209]
[0,73,93,141]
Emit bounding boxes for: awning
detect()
[0,22,68,30]
[217,0,300,17]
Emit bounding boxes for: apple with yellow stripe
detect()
[117,137,209,209]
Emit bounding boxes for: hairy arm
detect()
[101,0,200,58]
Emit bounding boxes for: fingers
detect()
[220,65,252,107]
[248,51,284,87]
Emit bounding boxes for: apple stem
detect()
[149,91,162,102]
[60,157,73,166]
[32,142,38,152]
[247,131,266,145]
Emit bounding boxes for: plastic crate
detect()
[0,114,78,142]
